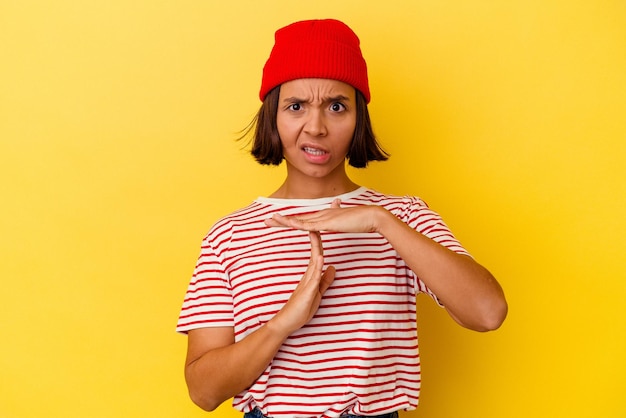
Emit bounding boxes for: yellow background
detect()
[1,1,625,417]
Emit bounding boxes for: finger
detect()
[265,213,317,228]
[302,253,324,289]
[319,265,336,294]
[264,216,288,228]
[266,213,294,227]
[331,198,342,209]
[309,231,323,257]
[302,232,323,284]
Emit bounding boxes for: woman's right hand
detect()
[184,231,336,411]
[268,231,336,335]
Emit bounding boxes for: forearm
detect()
[185,232,335,410]
[375,207,507,331]
[185,320,289,411]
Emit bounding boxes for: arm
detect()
[374,206,507,331]
[266,201,507,332]
[184,232,336,411]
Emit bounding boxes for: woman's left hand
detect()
[264,198,386,234]
[266,198,508,331]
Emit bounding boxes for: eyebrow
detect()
[281,94,351,103]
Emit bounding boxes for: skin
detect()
[184,78,508,411]
[270,78,359,198]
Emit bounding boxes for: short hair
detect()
[243,85,389,168]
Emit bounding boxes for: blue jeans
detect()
[244,407,399,418]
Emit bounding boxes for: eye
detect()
[330,102,346,112]
[287,103,302,111]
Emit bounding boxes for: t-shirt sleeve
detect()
[176,235,235,334]
[401,196,472,306]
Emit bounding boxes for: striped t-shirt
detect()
[177,187,469,418]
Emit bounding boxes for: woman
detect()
[177,18,507,418]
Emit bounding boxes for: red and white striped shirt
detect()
[177,187,469,418]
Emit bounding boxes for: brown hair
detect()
[242,86,389,168]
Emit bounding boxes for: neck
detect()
[270,174,359,199]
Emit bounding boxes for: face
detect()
[277,78,357,184]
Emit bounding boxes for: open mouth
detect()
[303,146,327,156]
[301,146,331,164]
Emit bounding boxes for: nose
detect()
[303,109,328,137]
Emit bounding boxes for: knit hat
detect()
[259,19,370,103]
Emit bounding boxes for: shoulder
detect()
[351,188,429,211]
[352,188,444,229]
[204,201,271,246]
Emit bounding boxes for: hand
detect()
[264,199,386,234]
[269,231,336,335]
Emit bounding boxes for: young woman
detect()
[177,18,507,418]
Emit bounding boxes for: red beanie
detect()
[259,19,370,103]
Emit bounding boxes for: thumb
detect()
[319,266,336,294]
[331,198,342,209]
